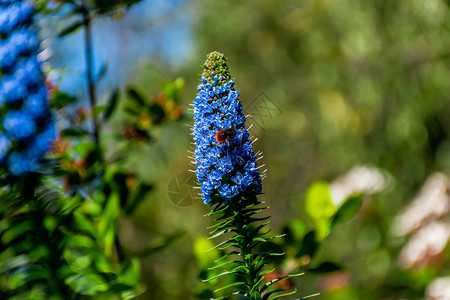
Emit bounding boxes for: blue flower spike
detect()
[0,0,55,176]
[193,51,262,204]
[193,53,303,300]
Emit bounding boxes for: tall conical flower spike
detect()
[193,51,262,204]
[193,52,305,300]
[0,0,55,176]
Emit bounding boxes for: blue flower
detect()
[0,134,10,164]
[0,0,55,176]
[3,110,36,140]
[193,52,262,204]
[0,74,27,103]
[8,151,37,176]
[22,87,48,117]
[28,126,55,157]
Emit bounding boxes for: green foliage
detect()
[304,182,336,240]
[295,231,319,259]
[58,21,84,37]
[12,0,449,298]
[330,194,363,230]
[121,80,185,138]
[0,2,186,293]
[305,181,364,240]
[204,195,305,300]
[194,237,220,271]
[0,177,143,299]
[50,91,77,110]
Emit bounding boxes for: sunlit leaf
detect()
[65,273,108,295]
[193,236,220,270]
[304,181,336,240]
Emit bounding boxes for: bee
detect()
[215,128,237,143]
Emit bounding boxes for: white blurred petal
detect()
[398,221,450,268]
[330,165,391,206]
[426,277,450,300]
[395,173,450,236]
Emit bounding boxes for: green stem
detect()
[80,2,124,263]
[232,198,261,300]
[207,195,274,299]
[81,2,105,166]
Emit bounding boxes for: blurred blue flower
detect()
[193,52,262,204]
[29,126,55,157]
[3,111,37,140]
[8,151,38,176]
[0,134,10,164]
[0,74,27,103]
[0,0,54,176]
[22,87,48,117]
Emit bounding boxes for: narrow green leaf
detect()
[202,267,245,282]
[297,293,320,300]
[95,62,108,84]
[270,289,298,299]
[331,193,364,229]
[262,288,285,300]
[266,234,286,241]
[261,273,304,293]
[60,127,89,137]
[258,268,275,276]
[126,87,146,106]
[211,289,249,300]
[123,106,140,116]
[1,221,32,244]
[208,228,232,240]
[98,193,120,257]
[103,88,119,121]
[214,251,240,263]
[58,20,83,37]
[214,281,246,292]
[250,276,264,293]
[207,237,240,251]
[207,219,233,230]
[253,237,267,243]
[207,260,240,270]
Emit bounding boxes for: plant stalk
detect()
[81,2,104,166]
[81,1,123,262]
[231,198,261,300]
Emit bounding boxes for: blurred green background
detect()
[74,0,450,299]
